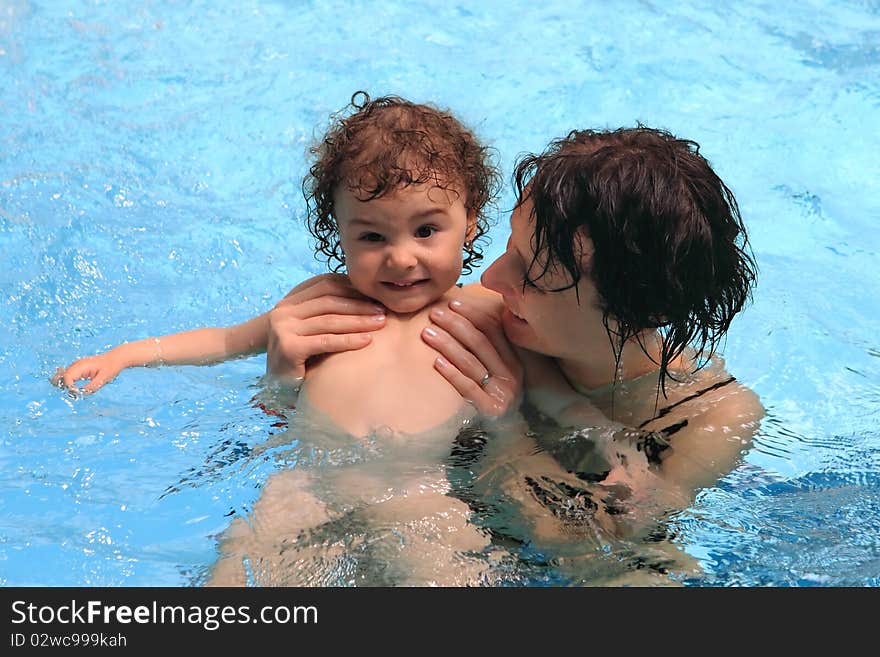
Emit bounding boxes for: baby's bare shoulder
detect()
[449,283,503,315]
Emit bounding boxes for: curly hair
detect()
[514,126,757,395]
[303,92,500,275]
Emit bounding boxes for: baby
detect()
[281,92,502,437]
[54,93,512,585]
[54,93,505,435]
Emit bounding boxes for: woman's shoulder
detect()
[646,358,765,493]
[641,355,764,432]
[680,355,764,424]
[695,378,764,435]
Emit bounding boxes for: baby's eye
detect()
[415,225,437,238]
[359,232,385,242]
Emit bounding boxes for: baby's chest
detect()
[302,325,467,436]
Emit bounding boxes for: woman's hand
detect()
[266,273,386,385]
[421,297,523,419]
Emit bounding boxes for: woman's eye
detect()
[360,232,384,242]
[415,225,436,238]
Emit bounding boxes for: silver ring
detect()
[479,373,491,388]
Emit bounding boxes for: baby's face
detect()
[334,183,472,314]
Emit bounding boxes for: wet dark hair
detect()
[515,126,757,396]
[304,91,500,274]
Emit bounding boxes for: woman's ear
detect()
[575,228,595,273]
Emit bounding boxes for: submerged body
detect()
[210,334,760,587]
[207,407,496,586]
[209,287,503,586]
[469,350,762,585]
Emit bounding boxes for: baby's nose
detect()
[386,245,418,269]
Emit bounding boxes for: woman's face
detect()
[481,198,610,360]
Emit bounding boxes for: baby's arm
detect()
[53,313,270,395]
[54,272,387,396]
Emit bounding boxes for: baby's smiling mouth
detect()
[381,279,429,289]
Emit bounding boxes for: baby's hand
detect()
[51,352,126,396]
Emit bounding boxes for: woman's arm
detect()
[516,348,623,429]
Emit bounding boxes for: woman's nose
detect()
[481,253,511,294]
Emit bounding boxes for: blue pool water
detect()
[2,0,879,586]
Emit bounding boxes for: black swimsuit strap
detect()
[637,375,737,429]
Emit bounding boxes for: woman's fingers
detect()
[266,330,375,384]
[425,301,520,383]
[298,313,387,336]
[282,273,367,303]
[433,355,486,400]
[303,332,374,356]
[433,355,517,418]
[277,330,375,361]
[266,274,386,382]
[267,300,385,358]
[421,298,524,418]
[448,299,521,374]
[280,294,385,321]
[422,323,488,383]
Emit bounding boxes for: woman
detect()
[266,126,763,580]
